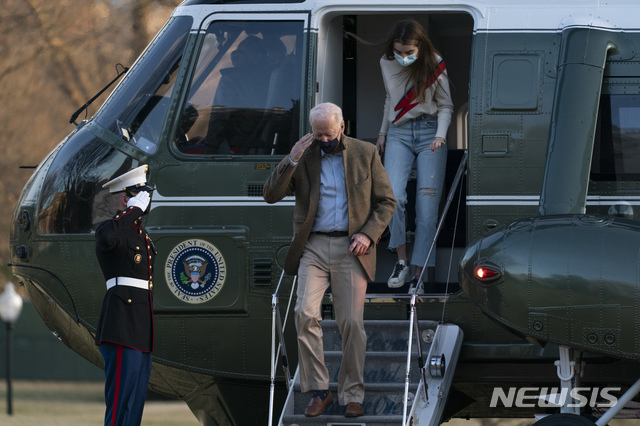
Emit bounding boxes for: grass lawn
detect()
[0,381,639,425]
[0,380,198,425]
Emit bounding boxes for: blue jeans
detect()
[384,115,447,268]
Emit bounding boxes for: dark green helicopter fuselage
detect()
[11,1,640,424]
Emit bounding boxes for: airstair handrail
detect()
[268,270,297,426]
[403,150,468,425]
[403,289,432,425]
[403,290,418,425]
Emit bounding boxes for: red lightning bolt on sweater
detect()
[392,58,446,124]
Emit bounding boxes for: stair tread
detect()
[322,319,437,353]
[282,413,404,422]
[294,382,417,391]
[279,321,463,425]
[323,350,421,356]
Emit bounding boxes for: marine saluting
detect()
[94,165,156,426]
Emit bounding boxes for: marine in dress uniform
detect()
[94,165,156,426]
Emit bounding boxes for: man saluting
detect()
[264,103,396,418]
[94,165,156,426]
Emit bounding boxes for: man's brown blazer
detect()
[263,135,396,281]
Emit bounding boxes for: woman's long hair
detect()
[382,19,444,103]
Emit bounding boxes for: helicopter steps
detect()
[278,320,463,426]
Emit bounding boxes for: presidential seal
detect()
[165,239,226,304]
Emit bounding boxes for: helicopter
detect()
[10,0,640,424]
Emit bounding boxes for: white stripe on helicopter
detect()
[150,191,295,210]
[467,195,640,206]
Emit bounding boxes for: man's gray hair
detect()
[309,102,343,126]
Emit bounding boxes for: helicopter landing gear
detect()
[534,346,640,426]
[532,347,603,425]
[555,346,582,415]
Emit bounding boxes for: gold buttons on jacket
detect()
[127,299,132,303]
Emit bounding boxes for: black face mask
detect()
[316,137,339,154]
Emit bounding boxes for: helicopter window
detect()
[94,16,193,155]
[592,94,640,181]
[175,20,304,156]
[38,129,133,234]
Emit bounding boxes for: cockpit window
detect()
[175,20,305,156]
[38,128,134,234]
[592,94,640,181]
[94,16,193,155]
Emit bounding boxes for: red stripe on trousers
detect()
[111,345,123,426]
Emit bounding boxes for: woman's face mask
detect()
[393,42,419,67]
[394,52,418,67]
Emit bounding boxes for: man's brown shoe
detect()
[345,401,364,417]
[304,391,333,417]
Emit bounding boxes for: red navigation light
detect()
[474,265,501,281]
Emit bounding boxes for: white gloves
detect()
[127,191,150,212]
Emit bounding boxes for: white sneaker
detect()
[387,260,410,288]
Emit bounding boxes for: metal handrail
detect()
[268,270,297,426]
[402,290,418,425]
[403,150,468,425]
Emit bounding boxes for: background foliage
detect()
[0,0,178,288]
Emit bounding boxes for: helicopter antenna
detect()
[69,63,129,126]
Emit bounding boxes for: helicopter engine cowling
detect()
[459,214,640,361]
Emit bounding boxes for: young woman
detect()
[376,19,454,288]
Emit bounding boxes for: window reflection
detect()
[176,20,304,156]
[593,94,640,181]
[95,16,192,155]
[38,129,133,234]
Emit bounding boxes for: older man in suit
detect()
[264,102,396,418]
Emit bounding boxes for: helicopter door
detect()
[150,14,309,312]
[314,12,473,286]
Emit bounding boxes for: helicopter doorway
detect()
[317,12,473,290]
[317,12,472,147]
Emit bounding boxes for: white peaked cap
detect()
[102,165,150,194]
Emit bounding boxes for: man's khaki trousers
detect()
[295,233,367,405]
